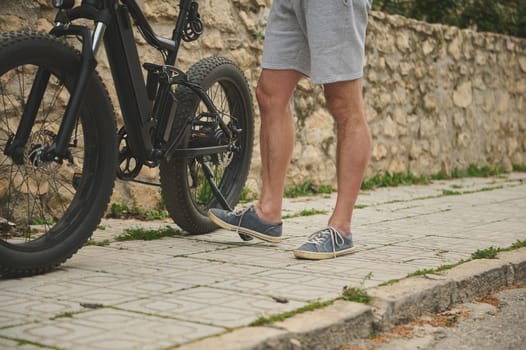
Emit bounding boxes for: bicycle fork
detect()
[4,22,103,165]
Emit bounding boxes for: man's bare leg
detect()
[323,79,371,235]
[255,69,302,223]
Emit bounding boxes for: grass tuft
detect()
[471,246,499,259]
[284,180,334,198]
[361,171,431,190]
[115,226,181,241]
[361,164,518,191]
[249,300,334,326]
[282,208,328,219]
[342,286,371,303]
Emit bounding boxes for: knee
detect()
[255,82,271,113]
[256,80,292,117]
[327,98,365,130]
[326,95,351,121]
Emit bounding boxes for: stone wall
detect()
[1,0,525,209]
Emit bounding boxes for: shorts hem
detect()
[312,71,364,85]
[261,62,310,78]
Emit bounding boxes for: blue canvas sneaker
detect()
[208,206,283,243]
[293,227,356,260]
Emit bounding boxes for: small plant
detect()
[342,272,373,304]
[115,226,181,241]
[239,187,257,203]
[407,268,438,277]
[284,180,334,198]
[379,278,400,287]
[110,203,129,217]
[49,312,75,320]
[249,299,334,326]
[362,164,513,192]
[31,217,54,225]
[282,208,328,219]
[480,186,503,192]
[510,239,526,250]
[451,164,506,178]
[342,286,371,303]
[145,209,169,220]
[512,164,526,172]
[361,171,431,190]
[252,30,265,40]
[471,246,499,259]
[441,189,462,196]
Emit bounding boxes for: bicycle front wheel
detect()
[0,31,117,277]
[160,56,254,234]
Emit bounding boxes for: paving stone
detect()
[0,308,224,350]
[0,174,524,349]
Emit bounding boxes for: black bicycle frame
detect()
[11,0,232,167]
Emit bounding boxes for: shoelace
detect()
[306,226,346,258]
[228,207,252,234]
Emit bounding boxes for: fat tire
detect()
[0,31,117,277]
[160,56,254,234]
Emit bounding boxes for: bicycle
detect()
[0,0,254,277]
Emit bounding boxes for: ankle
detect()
[328,222,351,236]
[255,204,282,223]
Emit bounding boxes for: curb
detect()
[176,247,526,350]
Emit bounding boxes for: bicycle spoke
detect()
[0,65,72,243]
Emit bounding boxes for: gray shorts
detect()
[261,0,371,84]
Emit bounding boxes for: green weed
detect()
[115,226,181,241]
[404,243,523,279]
[342,287,371,303]
[509,239,526,250]
[441,189,462,196]
[49,312,75,320]
[110,202,130,217]
[407,268,436,277]
[252,30,265,40]
[31,217,54,225]
[284,180,334,198]
[239,187,257,203]
[471,246,499,259]
[378,278,400,287]
[361,171,431,190]
[282,209,328,219]
[342,272,373,304]
[451,164,506,178]
[249,299,334,326]
[108,203,169,221]
[145,209,169,220]
[362,164,516,191]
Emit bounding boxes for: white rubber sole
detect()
[208,210,283,243]
[293,246,358,260]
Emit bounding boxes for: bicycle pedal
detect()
[238,233,254,241]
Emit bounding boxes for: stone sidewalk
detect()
[0,173,525,350]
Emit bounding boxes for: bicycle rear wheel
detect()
[0,31,117,277]
[160,56,254,234]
